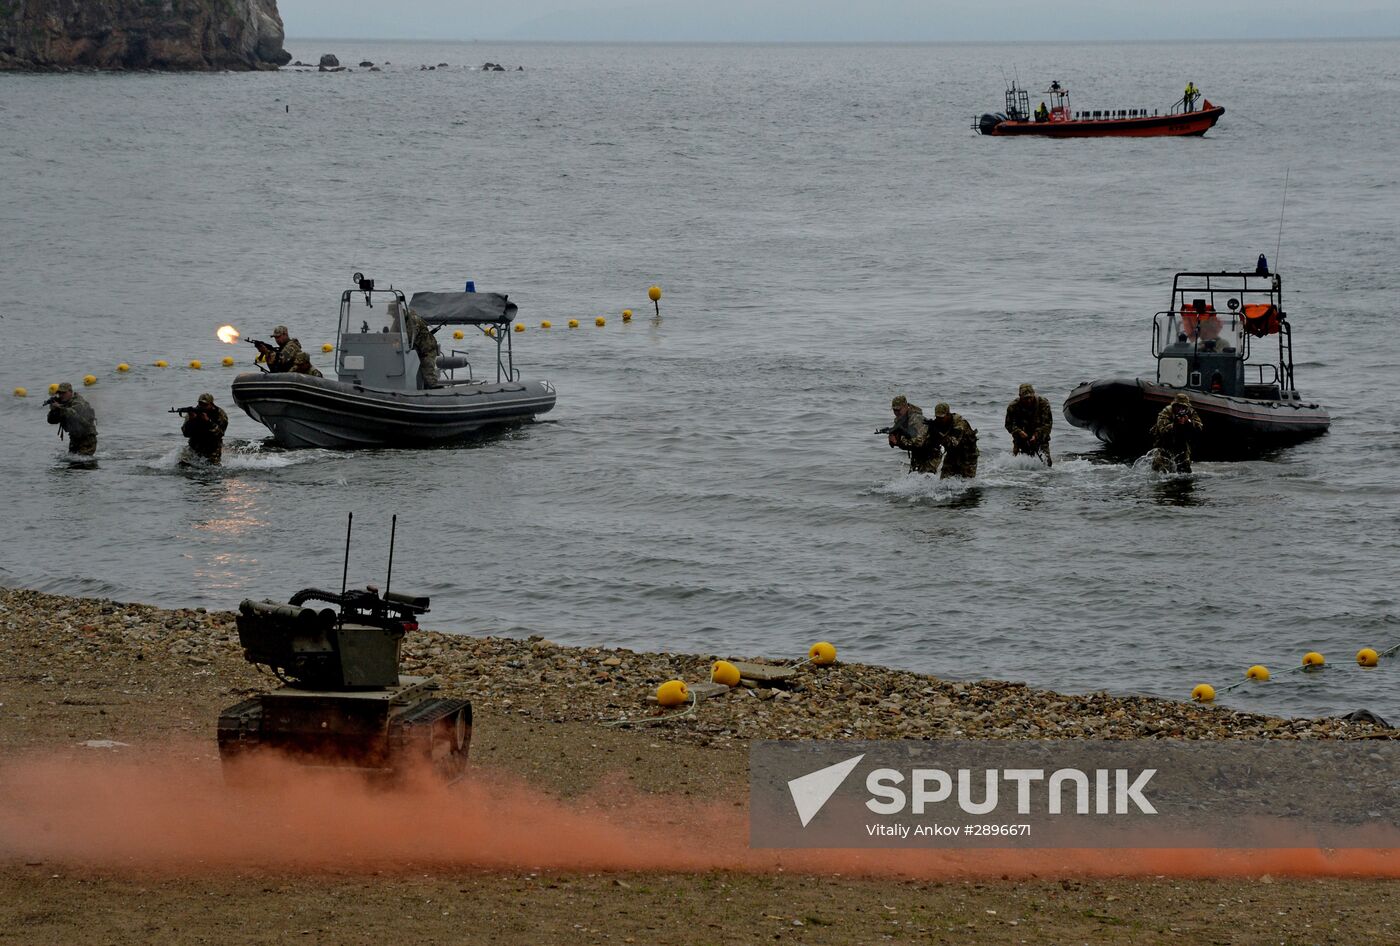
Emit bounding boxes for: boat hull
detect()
[1063,378,1329,459]
[988,106,1224,137]
[231,372,556,449]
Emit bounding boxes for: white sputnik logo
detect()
[787,754,865,827]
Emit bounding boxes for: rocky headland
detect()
[0,0,291,71]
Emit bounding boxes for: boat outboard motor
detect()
[977,112,1006,135]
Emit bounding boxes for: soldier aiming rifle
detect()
[172,393,228,464]
[247,325,301,372]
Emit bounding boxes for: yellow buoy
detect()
[322,342,334,352]
[154,360,168,368]
[541,320,552,329]
[485,327,496,338]
[453,330,464,340]
[116,363,130,373]
[82,374,97,386]
[622,309,633,322]
[514,323,525,333]
[1357,647,1379,668]
[568,319,579,329]
[656,680,689,707]
[648,285,662,302]
[1191,683,1216,703]
[1302,651,1325,669]
[48,382,60,394]
[13,387,27,398]
[595,316,606,327]
[1245,665,1270,681]
[711,660,741,687]
[221,356,235,367]
[808,641,837,666]
[189,360,202,369]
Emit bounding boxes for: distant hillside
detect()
[0,0,290,71]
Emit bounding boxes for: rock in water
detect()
[0,0,292,71]
[319,53,340,68]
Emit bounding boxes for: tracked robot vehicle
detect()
[216,516,471,782]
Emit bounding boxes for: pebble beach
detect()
[2,586,1390,748]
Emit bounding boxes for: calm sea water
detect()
[2,40,1398,721]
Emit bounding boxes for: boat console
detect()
[1151,271,1292,401]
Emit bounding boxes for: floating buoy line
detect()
[1192,642,1398,702]
[10,287,667,397]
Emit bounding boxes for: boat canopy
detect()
[408,291,517,325]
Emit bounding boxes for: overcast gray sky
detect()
[278,1,1400,41]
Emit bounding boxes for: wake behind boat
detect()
[1063,264,1330,459]
[232,275,555,449]
[974,79,1224,138]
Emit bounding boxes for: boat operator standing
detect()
[1005,383,1053,466]
[1183,81,1199,112]
[1151,394,1204,473]
[886,395,940,473]
[45,381,97,455]
[405,306,441,388]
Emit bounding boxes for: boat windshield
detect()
[1156,307,1244,355]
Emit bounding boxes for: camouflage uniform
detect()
[930,402,978,479]
[1151,394,1204,473]
[46,382,97,455]
[888,395,941,473]
[1004,382,1053,466]
[264,325,303,373]
[405,307,441,387]
[292,351,323,378]
[181,392,229,464]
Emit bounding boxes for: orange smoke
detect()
[217,325,240,344]
[0,748,1394,878]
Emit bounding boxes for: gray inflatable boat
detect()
[233,275,556,449]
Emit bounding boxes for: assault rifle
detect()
[874,426,894,435]
[42,396,60,407]
[169,405,205,416]
[245,337,276,355]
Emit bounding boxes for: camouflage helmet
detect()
[293,351,311,366]
[1018,383,1036,398]
[56,381,73,393]
[891,395,908,409]
[1172,393,1192,405]
[934,402,951,417]
[272,324,289,336]
[197,392,214,405]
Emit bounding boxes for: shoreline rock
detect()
[0,0,292,72]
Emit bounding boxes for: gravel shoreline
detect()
[2,585,1390,747]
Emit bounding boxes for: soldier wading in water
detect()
[1005,382,1053,466]
[1151,394,1204,473]
[180,392,229,464]
[45,381,98,455]
[886,395,941,473]
[929,402,978,479]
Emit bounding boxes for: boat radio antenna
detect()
[1274,167,1290,272]
[384,514,397,600]
[339,512,353,628]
